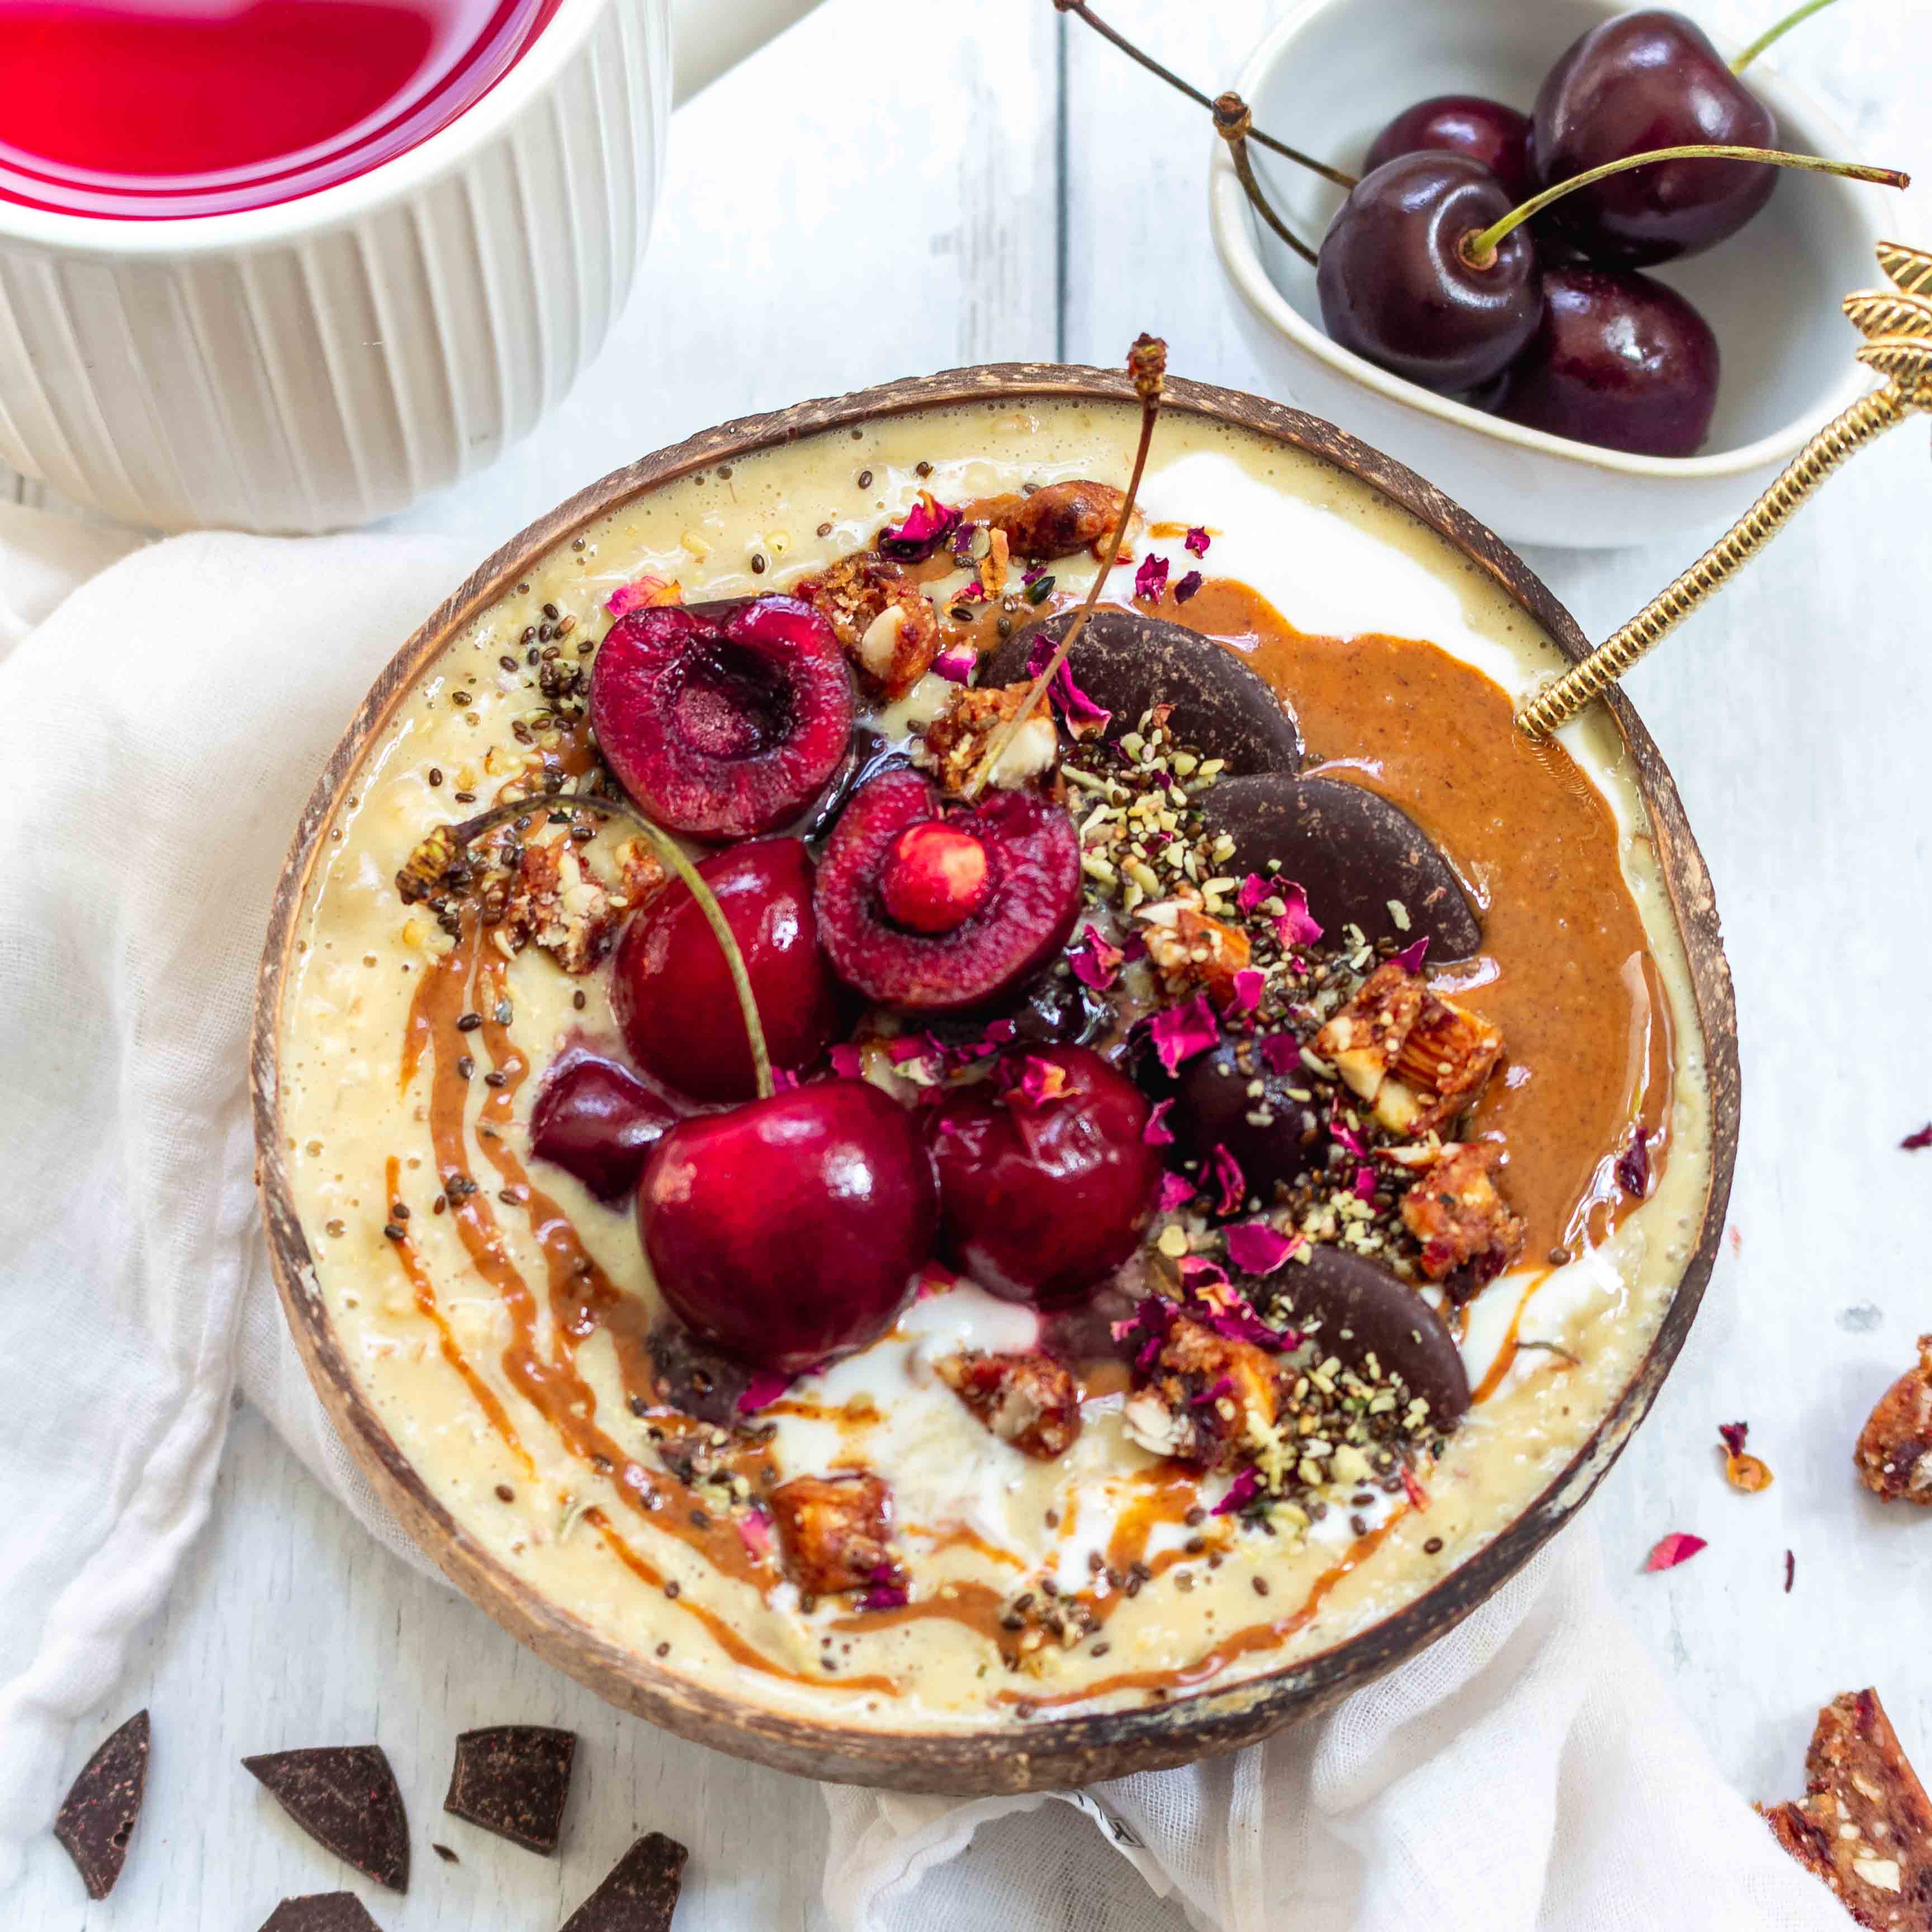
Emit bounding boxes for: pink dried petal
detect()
[887,1034,935,1066]
[1143,1097,1176,1146]
[1177,1255,1230,1295]
[1205,1143,1247,1217]
[737,1371,794,1414]
[1643,1532,1707,1573]
[1717,1420,1749,1458]
[1273,884,1323,948]
[1616,1130,1651,1199]
[1230,967,1265,1014]
[1235,873,1268,914]
[932,644,977,684]
[1157,1169,1196,1214]
[605,573,680,617]
[878,491,962,564]
[1013,1055,1071,1109]
[1353,1164,1377,1201]
[1133,553,1169,603]
[858,1583,910,1611]
[735,1510,773,1559]
[1391,936,1430,974]
[1400,1465,1429,1510]
[828,1042,866,1079]
[1225,1220,1300,1276]
[1259,1033,1300,1077]
[1183,526,1211,557]
[951,522,978,566]
[1331,1120,1367,1157]
[1149,993,1219,1074]
[769,1066,801,1091]
[983,1018,1017,1045]
[1024,632,1111,735]
[1211,1467,1261,1516]
[1173,570,1203,604]
[1068,922,1124,992]
[1902,1122,1932,1150]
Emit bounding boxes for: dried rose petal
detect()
[1331,1119,1366,1157]
[1393,936,1429,973]
[737,1370,794,1413]
[1156,1169,1195,1214]
[1012,1055,1071,1109]
[1173,570,1203,604]
[1783,1549,1795,1592]
[1352,1163,1377,1201]
[887,1034,935,1066]
[1225,1220,1300,1275]
[828,1042,866,1079]
[1903,1123,1932,1150]
[1235,873,1268,914]
[1718,1420,1749,1457]
[1211,1467,1261,1515]
[1183,526,1211,558]
[1068,923,1124,992]
[1134,553,1169,603]
[1177,1254,1230,1295]
[1230,967,1265,1014]
[1149,993,1219,1073]
[1205,1143,1246,1216]
[735,1510,773,1559]
[931,644,977,684]
[1143,1097,1176,1146]
[1273,884,1323,948]
[1643,1532,1707,1571]
[858,1582,909,1611]
[878,492,962,564]
[1259,1033,1300,1077]
[1616,1129,1651,1199]
[1400,1464,1429,1509]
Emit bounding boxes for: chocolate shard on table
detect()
[258,1894,387,1932]
[984,608,1305,776]
[53,1708,148,1900]
[443,1725,577,1855]
[1855,1336,1932,1505]
[1199,771,1481,958]
[558,1829,689,1932]
[1759,1689,1932,1929]
[242,1745,410,1892]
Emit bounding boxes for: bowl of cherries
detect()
[1208,0,1907,548]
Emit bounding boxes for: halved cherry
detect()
[613,837,839,1104]
[529,1051,685,1201]
[589,594,854,840]
[814,769,1081,1014]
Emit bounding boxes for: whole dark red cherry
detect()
[929,1044,1162,1308]
[637,1081,936,1374]
[1364,94,1533,202]
[1498,266,1720,457]
[1532,10,1777,266]
[529,1052,684,1201]
[1317,151,1543,394]
[588,594,854,840]
[612,837,839,1104]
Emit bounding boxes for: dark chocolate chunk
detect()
[1162,1035,1328,1196]
[559,1830,688,1932]
[54,1708,149,1900]
[443,1725,576,1855]
[1270,1244,1470,1424]
[645,1320,751,1428]
[1199,772,1481,959]
[258,1895,386,1932]
[984,609,1303,775]
[242,1745,409,1892]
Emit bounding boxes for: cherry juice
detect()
[0,0,561,219]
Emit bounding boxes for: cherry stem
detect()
[1732,0,1840,74]
[398,788,774,1100]
[967,336,1166,802]
[1053,0,1357,190]
[1460,141,1909,267]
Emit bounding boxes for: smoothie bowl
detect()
[250,365,1737,1791]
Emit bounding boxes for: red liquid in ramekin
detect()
[0,0,562,219]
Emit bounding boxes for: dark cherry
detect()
[528,1052,684,1201]
[1363,94,1534,202]
[588,594,854,840]
[1159,1036,1328,1200]
[1532,10,1777,267]
[1009,969,1112,1049]
[1317,151,1543,394]
[1498,266,1720,457]
[929,1044,1162,1308]
[612,837,839,1104]
[794,726,907,842]
[637,1081,936,1374]
[815,769,1082,1014]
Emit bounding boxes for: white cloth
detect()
[0,510,1847,1928]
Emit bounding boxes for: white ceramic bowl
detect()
[1209,0,1891,550]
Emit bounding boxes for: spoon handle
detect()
[1516,242,1932,739]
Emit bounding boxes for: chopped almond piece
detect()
[916,681,1057,796]
[1314,960,1502,1137]
[1137,892,1252,1007]
[1123,1314,1276,1469]
[1399,1140,1524,1296]
[934,1351,1081,1459]
[769,1474,898,1598]
[989,480,1128,560]
[1759,1689,1932,1929]
[799,553,940,700]
[1857,1337,1932,1505]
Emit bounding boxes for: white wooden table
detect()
[12,2,1930,1925]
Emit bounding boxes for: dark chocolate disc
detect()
[983,609,1303,775]
[1268,1244,1470,1425]
[1164,1036,1328,1196]
[1198,772,1480,958]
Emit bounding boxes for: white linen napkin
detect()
[0,512,1847,1928]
